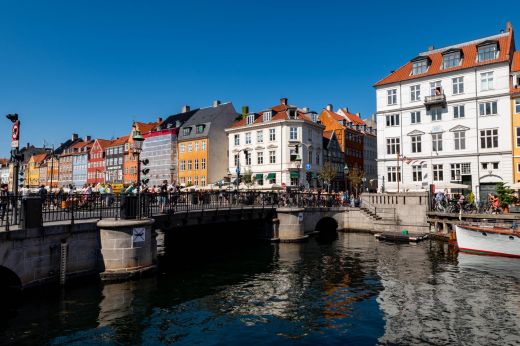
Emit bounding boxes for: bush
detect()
[496,182,515,209]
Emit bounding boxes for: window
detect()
[411,135,422,153]
[257,151,263,164]
[196,125,204,133]
[263,111,272,122]
[194,176,198,186]
[187,176,191,184]
[180,160,186,171]
[194,141,199,151]
[410,85,421,101]
[451,164,461,181]
[387,89,397,105]
[453,105,465,118]
[517,128,520,147]
[386,137,400,155]
[432,133,443,151]
[201,158,206,169]
[479,101,498,116]
[387,166,401,182]
[430,81,442,96]
[385,114,400,127]
[412,165,422,181]
[201,140,206,151]
[180,177,185,184]
[517,163,520,173]
[316,153,320,165]
[480,129,498,149]
[269,150,276,164]
[257,131,263,143]
[245,153,251,166]
[182,128,191,136]
[187,143,192,152]
[452,77,464,94]
[308,128,312,141]
[411,59,428,75]
[290,148,299,161]
[431,108,442,121]
[246,114,254,125]
[443,52,461,69]
[454,131,466,150]
[269,129,276,141]
[194,159,199,170]
[308,150,312,163]
[234,134,240,146]
[482,162,488,170]
[433,164,443,181]
[289,127,298,140]
[493,162,499,170]
[187,160,192,170]
[201,176,206,186]
[461,163,471,175]
[478,44,497,62]
[481,72,494,91]
[411,111,421,124]
[234,154,239,167]
[516,100,520,114]
[245,132,251,144]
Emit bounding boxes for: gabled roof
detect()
[179,102,238,139]
[134,120,163,135]
[338,108,366,125]
[32,153,47,164]
[158,108,199,131]
[107,136,129,147]
[512,51,520,95]
[93,139,112,151]
[374,31,514,87]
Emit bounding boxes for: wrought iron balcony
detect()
[424,94,447,110]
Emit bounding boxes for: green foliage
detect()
[496,182,515,208]
[466,191,475,205]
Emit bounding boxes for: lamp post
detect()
[343,164,349,192]
[132,130,144,218]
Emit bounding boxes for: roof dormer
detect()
[410,56,431,75]
[442,48,463,69]
[477,40,499,62]
[246,113,255,125]
[263,110,272,122]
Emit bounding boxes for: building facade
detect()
[225,98,324,189]
[511,51,520,182]
[87,139,111,185]
[72,140,93,188]
[27,154,47,188]
[105,136,128,185]
[374,24,515,201]
[178,101,238,187]
[0,159,9,185]
[322,131,345,191]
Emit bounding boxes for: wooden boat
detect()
[455,224,520,258]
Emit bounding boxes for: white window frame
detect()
[480,71,494,91]
[246,114,254,125]
[257,131,263,143]
[479,101,498,116]
[412,165,423,182]
[257,151,263,164]
[432,133,443,151]
[454,131,466,150]
[433,164,443,181]
[411,60,428,75]
[410,85,420,102]
[269,129,276,141]
[386,137,400,155]
[452,77,464,95]
[478,44,497,62]
[263,111,272,122]
[411,111,421,124]
[387,89,397,105]
[245,132,252,144]
[480,129,498,149]
[269,150,276,164]
[431,108,442,121]
[289,127,298,140]
[515,127,520,147]
[387,166,401,182]
[453,105,465,118]
[515,99,520,114]
[385,114,400,127]
[234,134,240,146]
[430,81,442,96]
[443,52,461,69]
[411,135,421,153]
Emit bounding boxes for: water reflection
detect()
[1,233,519,345]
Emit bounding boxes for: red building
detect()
[87,139,112,185]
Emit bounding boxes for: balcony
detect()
[424,94,446,110]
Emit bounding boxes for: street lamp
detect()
[343,164,349,192]
[132,130,144,218]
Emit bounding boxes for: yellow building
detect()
[512,51,520,182]
[27,154,47,188]
[176,102,238,187]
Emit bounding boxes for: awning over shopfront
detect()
[266,173,276,180]
[255,173,264,180]
[290,171,300,178]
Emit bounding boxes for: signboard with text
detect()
[11,121,19,149]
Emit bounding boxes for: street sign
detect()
[11,121,19,149]
[236,167,240,174]
[305,163,311,171]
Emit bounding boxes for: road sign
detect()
[305,163,311,171]
[11,121,19,149]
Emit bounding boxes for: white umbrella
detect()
[435,182,469,190]
[270,184,284,191]
[507,182,520,190]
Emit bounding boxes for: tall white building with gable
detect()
[374,23,516,201]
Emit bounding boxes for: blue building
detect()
[72,139,93,188]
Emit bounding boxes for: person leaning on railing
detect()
[0,184,8,222]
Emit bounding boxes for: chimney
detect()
[72,133,78,141]
[280,97,288,105]
[242,106,249,117]
[157,117,163,123]
[506,21,513,32]
[182,105,190,113]
[326,104,333,111]
[428,45,435,51]
[356,112,361,117]
[213,100,221,107]
[84,136,91,141]
[302,107,310,113]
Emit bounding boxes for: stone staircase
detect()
[359,207,382,221]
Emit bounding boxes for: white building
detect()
[374,23,515,201]
[0,160,9,185]
[225,98,324,189]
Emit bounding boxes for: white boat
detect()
[455,225,520,258]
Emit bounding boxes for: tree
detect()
[242,168,254,189]
[496,182,515,209]
[319,161,337,192]
[348,167,365,197]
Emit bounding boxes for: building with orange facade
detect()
[177,101,238,187]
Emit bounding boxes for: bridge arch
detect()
[0,266,22,294]
[315,217,338,241]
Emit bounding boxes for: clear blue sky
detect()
[0,0,518,156]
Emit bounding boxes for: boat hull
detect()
[455,225,520,258]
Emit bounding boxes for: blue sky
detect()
[0,0,518,156]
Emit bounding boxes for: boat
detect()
[455,224,520,258]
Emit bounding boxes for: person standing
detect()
[159,180,168,213]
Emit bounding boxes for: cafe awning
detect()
[266,173,276,180]
[290,171,300,178]
[255,173,264,180]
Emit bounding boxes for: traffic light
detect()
[6,113,18,123]
[140,158,149,185]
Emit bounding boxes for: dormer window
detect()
[311,114,318,122]
[263,111,272,122]
[442,50,462,69]
[478,43,498,62]
[182,127,191,136]
[246,113,255,125]
[288,109,296,119]
[196,125,204,134]
[411,58,429,75]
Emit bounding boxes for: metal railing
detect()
[0,191,349,231]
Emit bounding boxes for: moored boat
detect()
[455,225,520,258]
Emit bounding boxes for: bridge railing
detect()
[0,191,348,231]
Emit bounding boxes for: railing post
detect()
[70,194,75,226]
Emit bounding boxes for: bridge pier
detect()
[97,218,157,281]
[276,208,308,242]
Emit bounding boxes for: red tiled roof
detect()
[108,136,129,147]
[323,130,334,140]
[513,51,520,72]
[135,121,162,134]
[32,153,47,164]
[228,101,316,129]
[323,109,345,122]
[340,109,366,125]
[0,158,9,166]
[374,32,514,87]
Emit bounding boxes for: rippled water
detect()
[2,232,520,345]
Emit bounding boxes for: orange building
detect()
[123,119,162,185]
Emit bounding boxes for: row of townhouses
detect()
[375,22,520,201]
[9,100,377,193]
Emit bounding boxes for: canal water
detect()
[1,232,520,345]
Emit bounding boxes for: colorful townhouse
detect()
[27,154,47,187]
[72,140,93,188]
[225,98,324,188]
[105,136,128,185]
[322,131,345,191]
[141,106,198,187]
[0,158,10,185]
[46,155,60,188]
[56,134,85,188]
[123,119,163,185]
[38,160,47,187]
[512,51,520,183]
[374,22,515,200]
[87,139,112,185]
[178,101,238,187]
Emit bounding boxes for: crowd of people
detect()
[433,189,505,214]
